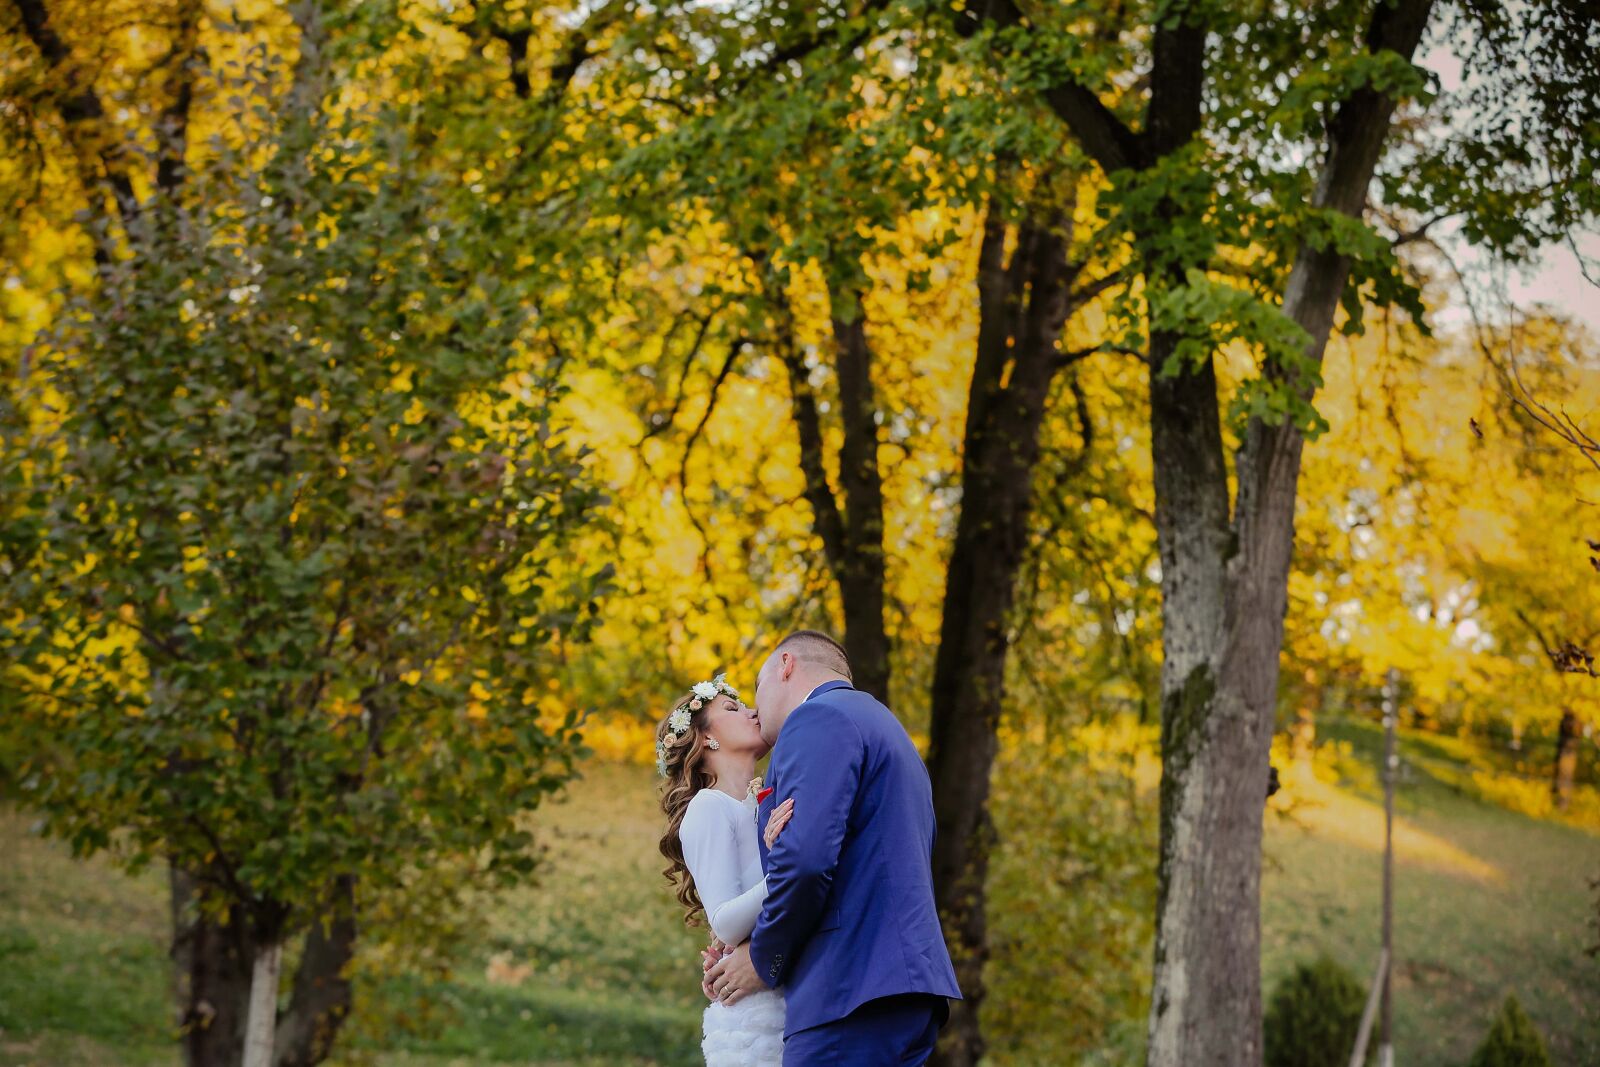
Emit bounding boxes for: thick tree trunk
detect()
[274,876,357,1067]
[927,206,1078,1067]
[171,867,252,1067]
[171,866,348,1067]
[1142,326,1243,1066]
[1144,5,1436,1063]
[1553,707,1580,810]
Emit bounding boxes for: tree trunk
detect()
[1141,324,1242,1067]
[927,204,1079,1067]
[171,866,252,1067]
[764,259,893,703]
[242,941,283,1067]
[274,876,357,1067]
[1143,5,1436,1063]
[828,280,892,704]
[1553,707,1580,810]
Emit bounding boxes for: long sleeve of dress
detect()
[679,793,768,945]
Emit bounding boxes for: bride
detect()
[656,675,794,1067]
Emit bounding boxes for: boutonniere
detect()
[756,786,775,804]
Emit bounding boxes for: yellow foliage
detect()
[583,715,657,766]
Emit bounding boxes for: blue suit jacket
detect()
[749,680,962,1036]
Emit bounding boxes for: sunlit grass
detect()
[1263,720,1600,1067]
[1271,763,1505,884]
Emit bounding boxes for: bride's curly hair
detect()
[656,691,715,927]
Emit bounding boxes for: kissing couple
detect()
[655,630,962,1066]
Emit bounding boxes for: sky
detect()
[1487,239,1598,337]
[1419,36,1599,343]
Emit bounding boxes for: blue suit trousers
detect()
[781,993,948,1066]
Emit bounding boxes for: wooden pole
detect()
[1348,948,1389,1067]
[1379,668,1398,1067]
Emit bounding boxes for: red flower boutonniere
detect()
[756,787,775,804]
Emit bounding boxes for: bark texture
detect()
[764,261,893,703]
[274,877,357,1067]
[958,0,1437,1062]
[828,280,892,703]
[171,867,252,1067]
[1144,4,1437,1062]
[927,202,1084,1067]
[170,867,358,1067]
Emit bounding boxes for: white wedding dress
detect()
[679,788,786,1067]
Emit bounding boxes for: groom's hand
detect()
[705,941,767,1006]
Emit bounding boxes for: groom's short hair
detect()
[775,630,852,680]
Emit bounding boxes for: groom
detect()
[706,630,961,1063]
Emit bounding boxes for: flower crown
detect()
[655,673,740,777]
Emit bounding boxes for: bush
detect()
[1264,955,1368,1067]
[1468,995,1552,1067]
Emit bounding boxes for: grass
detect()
[1262,720,1600,1066]
[0,810,173,1067]
[348,761,706,1066]
[2,747,1597,1066]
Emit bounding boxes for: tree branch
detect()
[753,0,892,76]
[957,0,1143,172]
[637,310,717,446]
[154,0,202,199]
[759,258,850,574]
[9,0,141,250]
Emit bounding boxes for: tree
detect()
[591,13,1139,1055]
[1,5,606,1064]
[942,1,1600,1062]
[923,180,1116,1063]
[1469,995,1553,1067]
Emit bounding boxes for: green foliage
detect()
[1387,3,1600,260]
[1263,955,1367,1067]
[984,719,1158,1064]
[1469,996,1553,1067]
[0,62,605,947]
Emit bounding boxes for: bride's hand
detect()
[701,938,727,1000]
[763,797,794,849]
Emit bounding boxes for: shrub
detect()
[1468,995,1552,1067]
[1264,955,1368,1067]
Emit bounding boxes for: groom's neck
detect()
[793,668,849,700]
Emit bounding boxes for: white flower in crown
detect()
[668,707,693,734]
[655,740,669,777]
[692,681,719,700]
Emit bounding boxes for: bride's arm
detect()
[704,798,794,943]
[680,797,762,946]
[705,876,766,945]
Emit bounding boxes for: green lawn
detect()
[1262,721,1600,1066]
[2,749,1596,1066]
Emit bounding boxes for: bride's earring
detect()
[705,737,721,751]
